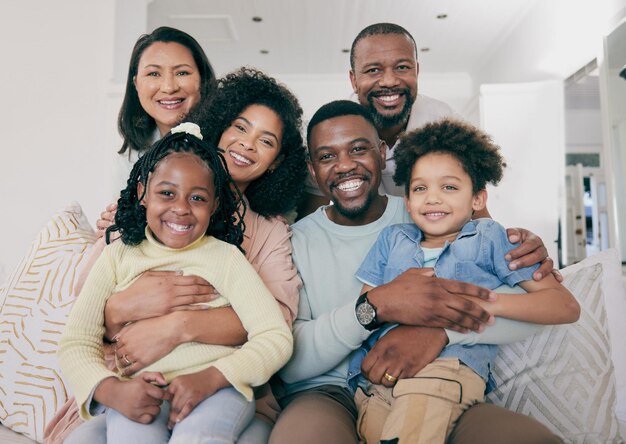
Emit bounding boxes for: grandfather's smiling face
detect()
[350,33,418,130]
[307,114,387,225]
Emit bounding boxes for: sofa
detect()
[1,202,625,443]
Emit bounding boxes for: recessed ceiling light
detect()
[436,13,447,19]
[252,16,263,22]
[341,48,350,53]
[260,49,269,54]
[420,47,430,52]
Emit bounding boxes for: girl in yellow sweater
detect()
[58,123,293,443]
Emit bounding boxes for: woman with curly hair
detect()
[190,67,307,219]
[56,68,307,444]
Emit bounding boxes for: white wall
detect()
[480,81,565,262]
[473,0,626,86]
[608,69,626,120]
[275,73,354,122]
[0,2,118,282]
[606,68,626,258]
[469,0,626,261]
[565,109,603,153]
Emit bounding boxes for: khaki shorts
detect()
[355,358,485,444]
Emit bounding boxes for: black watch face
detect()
[356,302,375,325]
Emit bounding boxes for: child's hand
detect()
[167,367,230,429]
[95,372,169,424]
[119,372,169,424]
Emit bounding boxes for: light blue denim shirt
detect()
[349,218,540,394]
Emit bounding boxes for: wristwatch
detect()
[355,292,382,331]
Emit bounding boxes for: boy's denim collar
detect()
[397,219,480,245]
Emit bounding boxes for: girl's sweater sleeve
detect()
[210,246,293,400]
[58,247,119,420]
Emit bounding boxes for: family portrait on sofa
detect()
[1,1,626,443]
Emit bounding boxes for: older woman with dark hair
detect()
[47,67,307,444]
[103,26,218,210]
[118,26,216,155]
[45,26,218,443]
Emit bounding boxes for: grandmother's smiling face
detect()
[134,41,201,136]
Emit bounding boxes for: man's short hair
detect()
[306,100,376,147]
[350,23,418,70]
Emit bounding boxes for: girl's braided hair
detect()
[107,127,245,250]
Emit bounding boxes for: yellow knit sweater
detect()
[58,230,293,420]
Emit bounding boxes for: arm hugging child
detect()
[351,119,579,444]
[58,123,292,443]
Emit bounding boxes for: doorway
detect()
[599,17,626,263]
[563,60,608,265]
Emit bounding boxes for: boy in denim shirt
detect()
[351,119,579,444]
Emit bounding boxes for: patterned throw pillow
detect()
[0,202,95,443]
[487,255,623,443]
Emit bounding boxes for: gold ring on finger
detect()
[383,372,397,383]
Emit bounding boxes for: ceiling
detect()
[146,0,539,77]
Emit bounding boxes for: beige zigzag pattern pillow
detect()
[487,260,623,443]
[0,202,95,443]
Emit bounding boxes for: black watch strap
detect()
[355,291,382,331]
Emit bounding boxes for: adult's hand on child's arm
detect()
[505,228,562,282]
[368,269,495,333]
[104,270,218,339]
[362,326,447,387]
[95,202,118,239]
[94,373,169,424]
[167,366,230,429]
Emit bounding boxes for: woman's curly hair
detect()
[393,118,506,195]
[188,67,307,217]
[107,130,245,250]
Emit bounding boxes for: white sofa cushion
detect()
[487,249,624,443]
